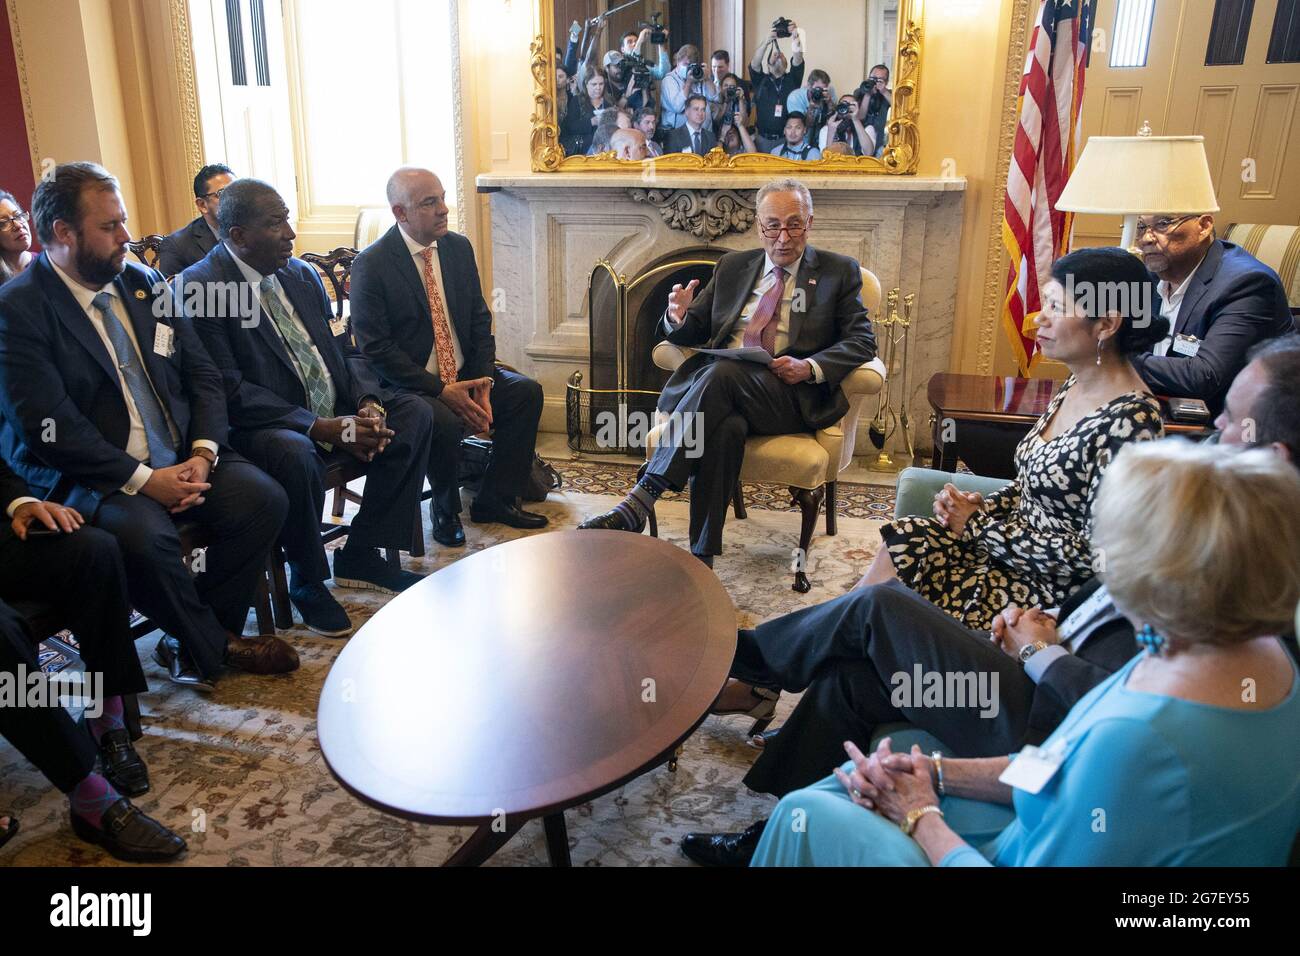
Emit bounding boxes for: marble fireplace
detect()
[474,171,967,460]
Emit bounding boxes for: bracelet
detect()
[931,751,946,797]
[901,804,944,837]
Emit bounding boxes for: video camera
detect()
[623,52,653,83]
[772,16,794,38]
[642,12,668,45]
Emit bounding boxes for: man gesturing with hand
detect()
[184,179,436,637]
[350,167,547,548]
[580,178,876,566]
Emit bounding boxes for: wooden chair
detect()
[644,267,887,593]
[127,235,165,273]
[301,247,358,329]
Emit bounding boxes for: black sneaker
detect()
[332,546,424,595]
[289,582,353,637]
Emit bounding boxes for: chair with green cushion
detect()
[864,467,1015,772]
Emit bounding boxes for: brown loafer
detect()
[225,635,300,674]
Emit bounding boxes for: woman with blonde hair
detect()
[753,439,1300,866]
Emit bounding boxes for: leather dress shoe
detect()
[681,818,768,867]
[96,728,149,797]
[70,798,187,863]
[577,507,646,534]
[432,511,466,547]
[224,635,300,675]
[152,636,215,692]
[470,496,548,529]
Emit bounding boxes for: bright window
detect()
[1110,0,1156,68]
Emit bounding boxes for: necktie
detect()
[91,292,177,468]
[258,276,335,421]
[742,267,787,356]
[420,247,458,385]
[693,129,702,154]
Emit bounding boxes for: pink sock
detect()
[69,773,121,829]
[86,695,125,744]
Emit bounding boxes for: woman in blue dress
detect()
[752,440,1300,867]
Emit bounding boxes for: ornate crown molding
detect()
[627,188,756,240]
[168,0,204,181]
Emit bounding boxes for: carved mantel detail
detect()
[627,188,756,241]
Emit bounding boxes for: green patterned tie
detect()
[259,276,335,422]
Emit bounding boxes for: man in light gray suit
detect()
[580,178,877,564]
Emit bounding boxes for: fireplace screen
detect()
[568,254,721,455]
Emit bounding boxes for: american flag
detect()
[1002,0,1095,375]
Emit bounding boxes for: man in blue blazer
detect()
[182,179,434,637]
[0,162,297,689]
[580,179,877,563]
[349,167,546,547]
[1133,213,1292,414]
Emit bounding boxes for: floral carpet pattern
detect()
[3,468,893,867]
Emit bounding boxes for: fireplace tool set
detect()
[867,289,916,472]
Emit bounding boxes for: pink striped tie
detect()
[742,266,786,355]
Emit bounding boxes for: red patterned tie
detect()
[742,266,786,355]
[421,246,457,384]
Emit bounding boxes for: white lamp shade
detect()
[1056,135,1220,215]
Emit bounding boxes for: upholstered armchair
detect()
[644,267,887,592]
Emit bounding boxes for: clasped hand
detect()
[833,738,937,824]
[933,482,983,534]
[990,604,1060,658]
[439,377,494,435]
[142,456,212,514]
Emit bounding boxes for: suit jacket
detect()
[659,245,877,430]
[1132,239,1292,413]
[182,243,387,434]
[665,123,718,155]
[158,215,219,278]
[0,254,228,515]
[1023,577,1138,745]
[0,456,30,514]
[349,225,496,398]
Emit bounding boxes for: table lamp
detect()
[1056,122,1219,251]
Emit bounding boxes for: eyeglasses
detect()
[1135,215,1196,238]
[201,188,226,201]
[759,222,808,239]
[0,211,29,233]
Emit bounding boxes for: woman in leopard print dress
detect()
[870,248,1168,630]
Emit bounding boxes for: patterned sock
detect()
[69,773,121,829]
[612,474,673,528]
[86,695,125,744]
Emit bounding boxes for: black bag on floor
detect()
[457,437,560,502]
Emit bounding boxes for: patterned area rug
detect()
[3,472,894,867]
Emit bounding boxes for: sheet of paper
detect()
[690,346,773,365]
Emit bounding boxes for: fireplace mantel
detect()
[476,171,968,460]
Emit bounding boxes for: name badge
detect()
[998,738,1068,795]
[1171,334,1201,357]
[774,104,784,118]
[153,324,175,357]
[329,316,348,337]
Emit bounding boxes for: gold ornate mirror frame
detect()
[529,0,924,174]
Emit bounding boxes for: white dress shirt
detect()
[45,260,215,499]
[228,248,337,405]
[715,255,825,383]
[398,224,465,374]
[1152,251,1208,356]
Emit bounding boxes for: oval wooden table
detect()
[317,530,737,866]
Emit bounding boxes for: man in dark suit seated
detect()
[580,178,877,564]
[350,167,547,545]
[681,339,1300,866]
[0,456,185,861]
[0,162,297,691]
[183,179,434,637]
[157,163,233,277]
[664,94,719,155]
[1132,212,1292,414]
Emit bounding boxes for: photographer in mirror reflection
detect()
[860,64,892,158]
[661,44,721,135]
[772,112,820,160]
[819,91,875,158]
[749,18,805,153]
[786,69,835,147]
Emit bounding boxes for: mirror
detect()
[532,0,923,173]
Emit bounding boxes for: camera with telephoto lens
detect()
[772,16,793,38]
[645,12,668,45]
[809,86,828,104]
[857,77,881,98]
[686,62,706,81]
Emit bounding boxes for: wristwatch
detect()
[1018,640,1049,663]
[192,447,219,470]
[901,805,944,837]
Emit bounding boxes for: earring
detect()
[1136,624,1166,656]
[1096,337,1103,366]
